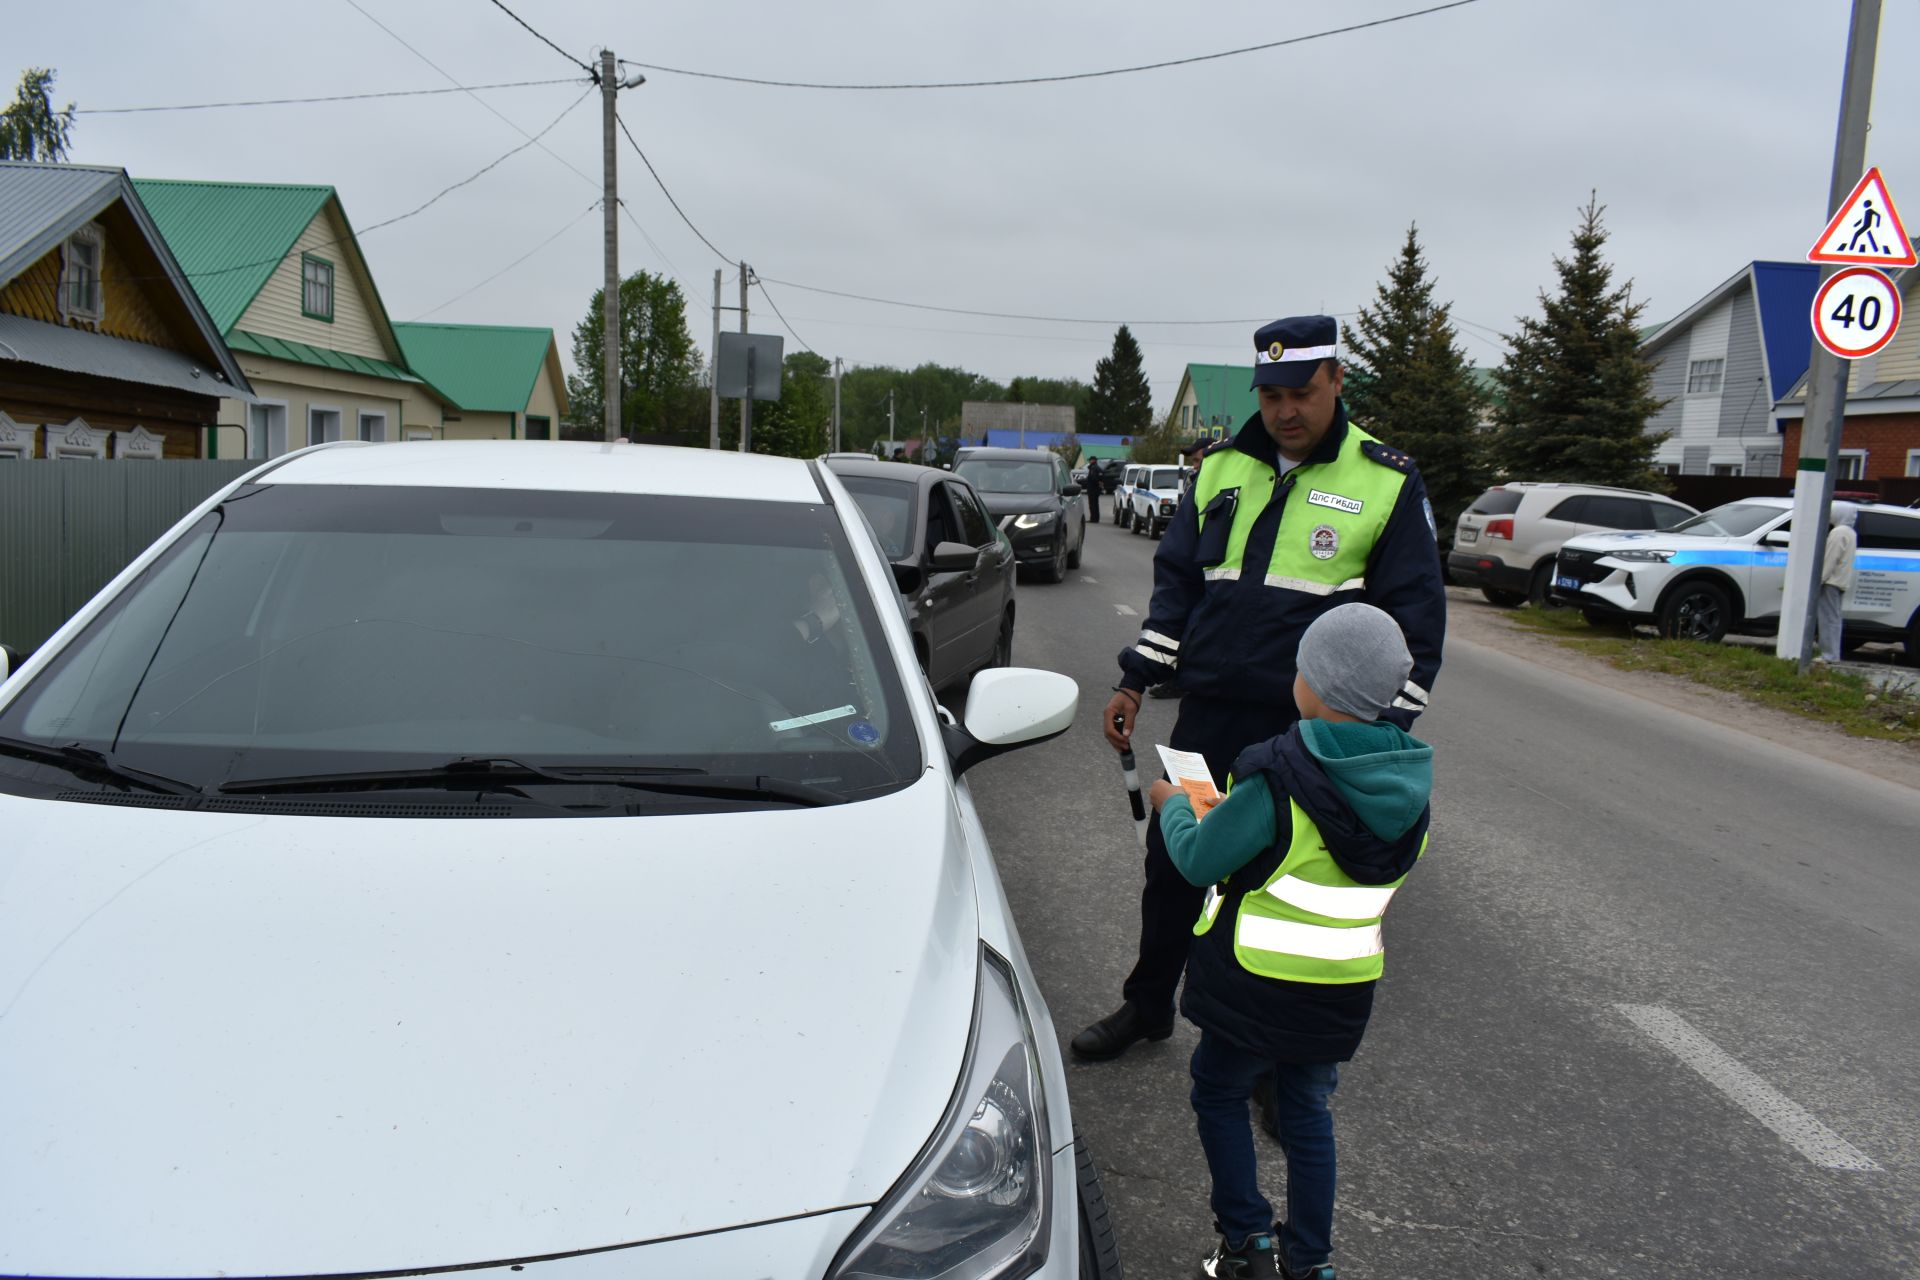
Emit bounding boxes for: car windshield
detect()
[1668,502,1786,539]
[836,475,915,559]
[957,459,1054,494]
[1149,469,1182,491]
[0,484,918,809]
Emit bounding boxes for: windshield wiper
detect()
[218,757,840,806]
[0,735,203,796]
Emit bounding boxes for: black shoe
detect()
[1199,1230,1282,1279]
[1070,1003,1174,1061]
[1284,1266,1335,1280]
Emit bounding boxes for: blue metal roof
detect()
[978,430,1133,449]
[1751,261,1820,401]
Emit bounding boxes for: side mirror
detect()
[943,668,1078,775]
[1061,483,1083,497]
[890,560,926,596]
[0,645,13,681]
[929,541,979,572]
[1761,529,1792,547]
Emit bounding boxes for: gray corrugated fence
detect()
[1,460,256,657]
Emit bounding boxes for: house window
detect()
[301,254,335,321]
[1687,358,1725,394]
[357,411,387,443]
[308,407,342,445]
[61,223,104,324]
[1710,463,1743,477]
[1837,449,1867,481]
[525,415,551,440]
[1906,449,1920,478]
[247,402,287,458]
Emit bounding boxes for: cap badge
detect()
[1309,524,1340,560]
[1267,340,1284,361]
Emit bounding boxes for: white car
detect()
[1450,482,1698,607]
[1553,495,1920,654]
[1126,466,1190,539]
[0,441,1121,1280]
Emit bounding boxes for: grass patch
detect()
[1504,606,1920,744]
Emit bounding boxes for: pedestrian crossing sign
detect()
[1807,167,1917,268]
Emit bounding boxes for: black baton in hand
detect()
[1115,712,1148,847]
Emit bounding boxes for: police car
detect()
[1126,465,1190,539]
[1553,495,1920,655]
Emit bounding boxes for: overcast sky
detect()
[19,0,1920,409]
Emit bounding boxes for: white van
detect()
[1554,496,1920,656]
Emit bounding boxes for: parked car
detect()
[954,447,1086,583]
[1553,496,1920,654]
[1126,465,1190,539]
[0,440,1122,1280]
[823,456,1017,692]
[1112,464,1146,531]
[1450,482,1699,607]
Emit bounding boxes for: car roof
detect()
[1725,494,1920,517]
[1498,481,1686,500]
[254,440,825,503]
[821,456,947,486]
[958,447,1058,460]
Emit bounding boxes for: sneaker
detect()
[1283,1264,1336,1280]
[1199,1230,1282,1279]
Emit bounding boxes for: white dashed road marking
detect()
[1114,604,1138,616]
[1615,1004,1881,1171]
[1080,576,1100,584]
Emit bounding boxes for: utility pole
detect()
[831,357,843,453]
[599,49,619,443]
[887,389,896,456]
[1778,0,1882,669]
[738,263,753,453]
[709,269,721,449]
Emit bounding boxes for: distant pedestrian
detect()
[1147,603,1431,1280]
[1085,458,1105,523]
[1815,503,1858,664]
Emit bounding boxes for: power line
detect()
[482,0,596,76]
[754,275,1273,326]
[411,201,600,320]
[75,78,582,115]
[629,1,1483,91]
[614,111,732,264]
[753,277,814,354]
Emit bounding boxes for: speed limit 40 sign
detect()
[1811,266,1902,360]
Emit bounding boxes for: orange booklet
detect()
[1155,745,1222,820]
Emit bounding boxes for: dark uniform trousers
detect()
[1121,693,1301,1019]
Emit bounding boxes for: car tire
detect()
[989,609,1013,668]
[1526,561,1561,608]
[1480,587,1525,607]
[1067,523,1083,570]
[1904,611,1920,667]
[1116,506,1130,531]
[1074,1125,1124,1280]
[1659,579,1731,643]
[1040,538,1067,583]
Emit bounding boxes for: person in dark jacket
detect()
[1148,603,1432,1280]
[1072,315,1444,1065]
[1084,457,1105,523]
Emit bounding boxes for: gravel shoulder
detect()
[1444,586,1920,794]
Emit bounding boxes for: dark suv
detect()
[954,448,1086,583]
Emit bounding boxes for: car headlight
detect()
[1012,512,1054,530]
[1608,548,1673,562]
[1160,499,1175,512]
[829,946,1051,1280]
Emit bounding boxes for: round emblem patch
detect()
[1309,524,1339,560]
[1267,340,1285,361]
[848,720,880,746]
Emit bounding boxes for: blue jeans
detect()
[1190,1031,1339,1273]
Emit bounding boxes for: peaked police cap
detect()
[1251,315,1340,389]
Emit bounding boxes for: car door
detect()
[1746,515,1793,619]
[945,479,1007,668]
[1850,511,1920,631]
[919,480,976,687]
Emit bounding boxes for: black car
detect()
[822,457,1017,693]
[952,447,1085,583]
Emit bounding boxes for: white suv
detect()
[1127,465,1190,539]
[1112,464,1145,530]
[1553,496,1920,654]
[1450,483,1698,606]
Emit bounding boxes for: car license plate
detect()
[1555,575,1581,592]
[1458,528,1478,543]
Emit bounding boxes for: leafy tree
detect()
[1491,195,1667,487]
[1008,375,1092,419]
[1049,431,1082,469]
[1343,224,1491,534]
[740,350,833,458]
[565,270,704,441]
[1129,408,1183,464]
[1085,325,1153,437]
[0,68,75,162]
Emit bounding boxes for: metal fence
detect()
[1,460,255,657]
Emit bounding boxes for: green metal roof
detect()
[131,179,333,335]
[1077,443,1132,461]
[229,329,424,385]
[1183,363,1258,430]
[391,322,554,413]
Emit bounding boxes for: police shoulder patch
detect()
[1360,439,1415,473]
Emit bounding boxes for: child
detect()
[1147,603,1433,1280]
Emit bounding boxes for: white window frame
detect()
[60,222,104,326]
[1710,463,1743,477]
[308,405,343,447]
[0,411,34,459]
[405,429,433,442]
[114,426,164,460]
[1836,449,1867,481]
[48,417,108,460]
[1906,449,1920,478]
[247,400,288,458]
[1686,357,1725,395]
[357,410,388,443]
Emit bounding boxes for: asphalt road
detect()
[963,515,1920,1279]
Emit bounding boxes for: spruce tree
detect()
[1086,325,1153,437]
[1344,224,1490,534]
[1492,195,1667,487]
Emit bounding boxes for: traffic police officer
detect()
[1072,314,1446,1061]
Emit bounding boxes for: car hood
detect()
[1562,529,1756,555]
[975,492,1058,517]
[0,772,979,1278]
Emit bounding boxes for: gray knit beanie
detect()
[1296,603,1413,722]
